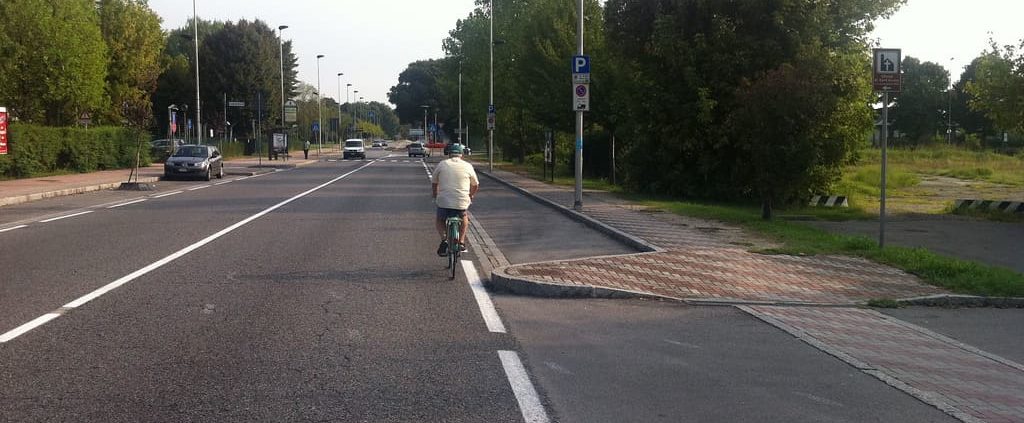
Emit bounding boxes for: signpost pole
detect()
[880,92,888,248]
[573,0,584,211]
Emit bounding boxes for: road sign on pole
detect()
[487,104,496,130]
[573,83,590,111]
[284,100,298,123]
[0,107,8,155]
[572,55,591,84]
[872,49,902,92]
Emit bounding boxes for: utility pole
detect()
[192,0,202,145]
[573,0,584,211]
[488,0,494,172]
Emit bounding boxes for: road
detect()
[0,148,985,422]
[0,149,529,422]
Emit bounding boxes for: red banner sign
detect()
[0,107,8,155]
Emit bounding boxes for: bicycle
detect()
[445,215,463,280]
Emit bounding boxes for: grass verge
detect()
[635,198,1024,297]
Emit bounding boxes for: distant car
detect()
[343,139,366,159]
[408,142,428,157]
[371,141,383,148]
[150,138,185,150]
[163,144,224,181]
[444,143,470,156]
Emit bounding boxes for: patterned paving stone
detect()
[744,306,1024,423]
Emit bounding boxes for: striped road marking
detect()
[0,160,377,344]
[106,199,147,209]
[499,350,551,423]
[39,211,94,223]
[462,260,506,333]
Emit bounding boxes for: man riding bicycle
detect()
[432,143,479,256]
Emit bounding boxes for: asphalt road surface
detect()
[0,150,531,422]
[0,149,992,422]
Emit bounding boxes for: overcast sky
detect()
[149,0,1024,106]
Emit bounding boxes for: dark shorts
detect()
[436,207,467,219]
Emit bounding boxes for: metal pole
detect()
[488,0,494,172]
[337,73,343,145]
[223,92,227,144]
[278,25,288,127]
[346,84,351,138]
[459,61,462,144]
[316,54,324,156]
[193,0,202,145]
[573,0,584,210]
[880,91,889,248]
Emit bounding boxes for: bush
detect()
[0,124,150,179]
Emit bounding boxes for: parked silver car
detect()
[408,142,428,157]
[163,145,224,181]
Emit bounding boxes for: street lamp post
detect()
[459,61,463,146]
[192,0,202,145]
[353,90,359,137]
[948,57,955,145]
[346,83,352,138]
[316,54,325,156]
[278,25,288,128]
[421,105,429,146]
[488,0,494,172]
[342,71,350,144]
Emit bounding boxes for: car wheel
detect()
[217,164,224,179]
[204,167,212,181]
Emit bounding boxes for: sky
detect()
[149,0,479,106]
[870,0,1024,82]
[148,0,1024,106]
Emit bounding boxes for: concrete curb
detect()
[479,170,663,254]
[0,177,160,207]
[896,294,1024,308]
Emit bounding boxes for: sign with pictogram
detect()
[284,100,298,123]
[78,111,91,127]
[0,107,8,155]
[487,104,496,130]
[573,83,590,111]
[873,48,902,92]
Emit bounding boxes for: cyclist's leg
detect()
[458,210,470,245]
[435,207,447,239]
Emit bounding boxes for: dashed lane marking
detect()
[39,210,94,223]
[152,190,183,198]
[0,160,377,344]
[499,350,551,423]
[0,225,28,233]
[462,260,506,333]
[106,199,147,209]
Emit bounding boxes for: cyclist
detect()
[432,143,479,256]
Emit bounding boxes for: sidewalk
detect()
[0,154,323,207]
[480,168,1024,423]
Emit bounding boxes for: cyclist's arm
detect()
[432,182,439,199]
[469,183,479,199]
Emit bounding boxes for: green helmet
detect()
[448,143,464,155]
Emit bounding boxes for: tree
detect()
[0,0,108,125]
[967,41,1024,136]
[952,57,996,140]
[97,0,165,125]
[603,0,903,202]
[889,57,949,145]
[388,60,444,125]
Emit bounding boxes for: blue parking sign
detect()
[572,55,590,74]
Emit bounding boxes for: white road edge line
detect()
[214,180,232,185]
[462,260,506,333]
[152,190,183,198]
[0,161,376,344]
[0,225,28,233]
[498,350,551,423]
[39,210,94,223]
[187,185,210,191]
[106,199,147,209]
[0,313,61,343]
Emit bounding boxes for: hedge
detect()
[0,124,151,179]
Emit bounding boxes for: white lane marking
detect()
[214,180,232,186]
[235,176,250,181]
[152,190,183,198]
[187,185,210,191]
[498,350,551,423]
[0,313,61,343]
[0,161,376,343]
[462,260,506,333]
[106,199,147,209]
[0,225,28,233]
[39,210,94,223]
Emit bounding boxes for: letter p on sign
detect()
[572,55,590,74]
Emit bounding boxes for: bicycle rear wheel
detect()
[447,218,461,279]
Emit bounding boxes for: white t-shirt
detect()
[432,157,479,210]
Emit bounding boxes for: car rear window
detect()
[172,146,207,157]
[346,141,363,147]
